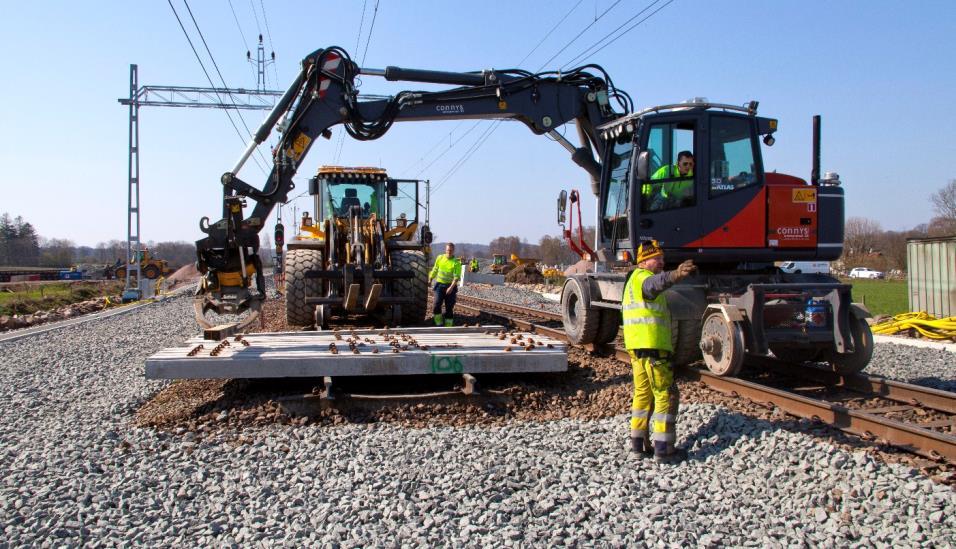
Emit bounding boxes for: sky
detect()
[1,0,955,248]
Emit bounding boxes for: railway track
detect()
[456,294,956,463]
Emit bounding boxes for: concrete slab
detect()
[462,272,505,286]
[145,326,567,379]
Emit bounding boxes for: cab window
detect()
[709,116,760,196]
[388,181,418,230]
[602,137,632,240]
[641,122,696,212]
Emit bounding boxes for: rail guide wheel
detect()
[314,304,331,330]
[699,311,745,377]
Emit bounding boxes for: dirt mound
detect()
[166,263,200,289]
[564,259,593,275]
[505,264,545,284]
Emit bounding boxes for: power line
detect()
[397,120,465,176]
[181,0,271,173]
[410,0,584,182]
[167,0,267,175]
[360,0,381,66]
[431,121,502,194]
[516,0,584,67]
[413,122,482,178]
[227,0,250,52]
[536,0,623,71]
[247,0,262,35]
[561,0,673,69]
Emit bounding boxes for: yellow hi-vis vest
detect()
[430,254,462,284]
[622,268,672,351]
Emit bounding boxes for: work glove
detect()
[669,260,697,283]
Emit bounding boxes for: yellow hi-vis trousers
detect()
[628,351,679,452]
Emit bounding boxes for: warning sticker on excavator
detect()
[792,188,816,203]
[285,133,312,162]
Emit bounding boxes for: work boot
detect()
[654,447,688,464]
[629,437,653,458]
[434,314,443,326]
[444,318,454,327]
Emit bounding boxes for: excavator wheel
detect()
[699,312,745,377]
[143,265,161,279]
[594,309,620,345]
[561,278,598,345]
[285,248,323,327]
[670,319,703,367]
[114,266,127,280]
[824,310,873,375]
[390,250,428,325]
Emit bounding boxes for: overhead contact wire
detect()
[167,0,268,175]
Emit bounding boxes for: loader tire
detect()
[285,248,323,327]
[143,265,161,279]
[670,318,703,367]
[594,309,621,345]
[114,267,127,280]
[390,250,428,326]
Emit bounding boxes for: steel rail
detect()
[459,293,956,462]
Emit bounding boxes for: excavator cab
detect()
[595,100,839,266]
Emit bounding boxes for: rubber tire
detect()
[285,248,323,327]
[670,319,703,367]
[114,267,127,280]
[390,250,428,326]
[143,265,160,279]
[561,278,598,345]
[825,311,873,375]
[594,309,620,345]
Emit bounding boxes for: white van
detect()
[779,261,830,274]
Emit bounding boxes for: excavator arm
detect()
[194,46,628,327]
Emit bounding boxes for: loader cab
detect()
[597,101,776,263]
[311,166,388,222]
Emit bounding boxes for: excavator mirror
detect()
[386,179,398,196]
[557,190,567,224]
[636,151,651,181]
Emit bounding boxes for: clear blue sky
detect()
[1,1,954,248]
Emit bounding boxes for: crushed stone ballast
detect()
[145,325,567,380]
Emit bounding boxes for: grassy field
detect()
[842,278,909,317]
[0,281,124,316]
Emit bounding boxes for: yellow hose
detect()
[871,311,956,340]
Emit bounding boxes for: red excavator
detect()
[192,46,870,377]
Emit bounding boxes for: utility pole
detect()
[117,66,282,301]
[247,34,275,93]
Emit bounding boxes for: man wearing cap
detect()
[622,240,697,463]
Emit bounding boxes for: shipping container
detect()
[906,235,956,318]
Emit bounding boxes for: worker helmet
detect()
[636,240,664,263]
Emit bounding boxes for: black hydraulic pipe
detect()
[254,68,307,144]
[811,115,821,185]
[384,66,486,86]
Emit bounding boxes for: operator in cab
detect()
[428,243,462,327]
[622,240,696,463]
[645,151,695,210]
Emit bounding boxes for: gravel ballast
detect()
[1,292,955,545]
[864,342,956,392]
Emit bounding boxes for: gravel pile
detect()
[459,284,561,315]
[2,291,955,545]
[864,342,956,391]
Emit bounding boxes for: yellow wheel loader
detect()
[284,166,432,328]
